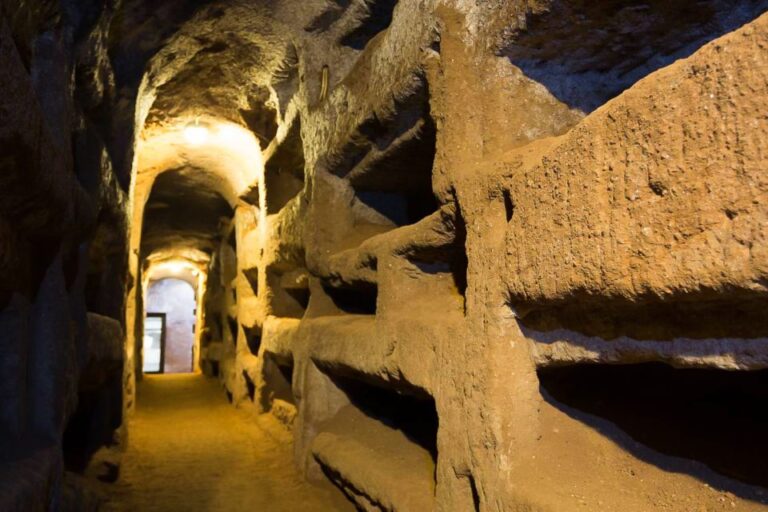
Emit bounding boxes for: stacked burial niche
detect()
[7,0,766,503]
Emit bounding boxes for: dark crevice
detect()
[260,354,295,408]
[503,190,515,222]
[267,267,309,318]
[242,370,256,402]
[450,203,468,299]
[305,0,352,32]
[516,296,768,340]
[321,281,377,315]
[328,373,438,462]
[468,474,480,511]
[227,315,238,343]
[340,0,399,50]
[242,267,259,295]
[265,118,305,214]
[243,323,262,356]
[539,363,768,494]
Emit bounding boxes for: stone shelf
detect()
[312,405,436,512]
[320,204,458,287]
[528,328,768,371]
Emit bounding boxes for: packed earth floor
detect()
[103,375,353,512]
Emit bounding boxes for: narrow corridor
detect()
[3,1,768,510]
[104,375,352,511]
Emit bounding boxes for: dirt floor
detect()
[103,374,353,511]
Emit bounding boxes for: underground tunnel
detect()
[1,0,768,511]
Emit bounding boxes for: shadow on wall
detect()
[145,278,197,373]
[539,363,768,502]
[501,0,768,113]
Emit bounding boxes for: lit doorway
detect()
[144,278,197,373]
[143,313,166,373]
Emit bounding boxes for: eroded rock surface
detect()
[2,0,768,511]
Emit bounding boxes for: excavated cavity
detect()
[500,0,768,112]
[243,323,262,356]
[242,370,256,401]
[260,353,295,409]
[62,376,122,473]
[329,80,439,240]
[339,0,398,50]
[515,295,768,341]
[406,201,468,301]
[539,363,768,490]
[327,372,438,463]
[320,281,378,315]
[267,266,310,318]
[265,118,305,214]
[242,267,259,295]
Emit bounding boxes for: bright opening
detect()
[183,123,209,145]
[143,278,198,373]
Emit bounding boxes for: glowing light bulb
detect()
[184,123,208,145]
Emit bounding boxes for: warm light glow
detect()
[137,117,263,201]
[183,124,209,145]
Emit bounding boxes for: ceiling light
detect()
[183,120,209,145]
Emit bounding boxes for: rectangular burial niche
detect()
[329,372,438,466]
[266,266,310,318]
[242,323,262,356]
[242,266,259,295]
[538,363,768,491]
[259,353,295,410]
[332,79,438,233]
[320,279,377,315]
[265,118,305,214]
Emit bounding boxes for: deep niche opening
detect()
[242,323,262,356]
[242,266,259,296]
[265,119,305,214]
[351,110,437,228]
[260,353,296,409]
[330,373,439,463]
[331,80,438,235]
[340,0,399,50]
[242,370,256,402]
[405,198,469,301]
[267,266,310,318]
[321,280,378,315]
[538,363,768,489]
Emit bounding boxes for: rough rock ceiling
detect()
[140,167,233,258]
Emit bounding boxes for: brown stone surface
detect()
[2,0,768,510]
